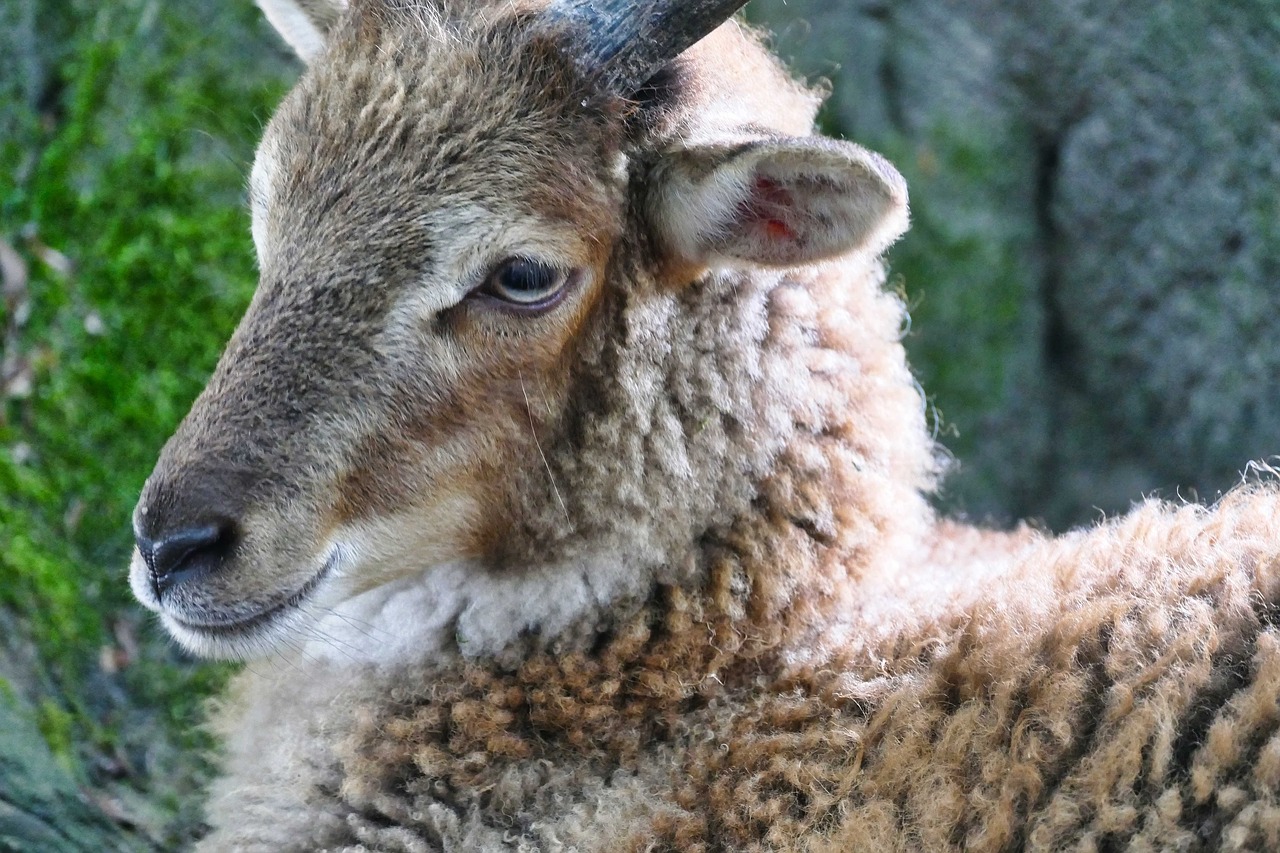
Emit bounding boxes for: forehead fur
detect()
[259,0,825,203]
[257,0,627,260]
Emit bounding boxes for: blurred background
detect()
[1,0,1277,848]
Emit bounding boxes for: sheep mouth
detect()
[164,556,334,650]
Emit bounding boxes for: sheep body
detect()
[133,3,1280,850]
[202,485,1280,851]
[193,248,1280,850]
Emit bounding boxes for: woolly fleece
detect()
[200,483,1280,852]
[179,4,1280,851]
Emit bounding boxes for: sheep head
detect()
[128,0,911,661]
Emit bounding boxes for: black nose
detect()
[137,522,234,599]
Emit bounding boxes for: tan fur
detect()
[126,1,1280,850]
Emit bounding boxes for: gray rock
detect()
[750,0,1280,528]
[1,0,49,176]
[0,686,143,853]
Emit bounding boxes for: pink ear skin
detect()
[648,136,909,271]
[743,176,801,245]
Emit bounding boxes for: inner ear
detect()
[257,0,348,62]
[647,136,909,269]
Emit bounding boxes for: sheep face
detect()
[128,0,909,661]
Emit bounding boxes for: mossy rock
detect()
[0,682,139,853]
[1,0,292,845]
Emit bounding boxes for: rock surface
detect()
[751,0,1280,527]
[0,688,138,853]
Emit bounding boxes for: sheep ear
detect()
[648,137,909,269]
[256,0,347,62]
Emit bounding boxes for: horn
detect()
[540,0,749,94]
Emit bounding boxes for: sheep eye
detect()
[480,257,570,310]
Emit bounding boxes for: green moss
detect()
[1,0,290,843]
[35,698,76,768]
[893,188,1031,429]
[863,122,1045,518]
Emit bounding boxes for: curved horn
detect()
[541,0,749,94]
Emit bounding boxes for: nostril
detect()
[137,522,235,598]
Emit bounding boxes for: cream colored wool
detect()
[203,489,1280,852]
[161,3,1280,850]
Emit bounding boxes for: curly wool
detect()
[203,487,1280,853]
[197,231,944,850]
[196,249,1280,849]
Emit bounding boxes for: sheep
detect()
[127,0,1280,850]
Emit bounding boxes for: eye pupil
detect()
[501,259,556,295]
[485,257,568,308]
